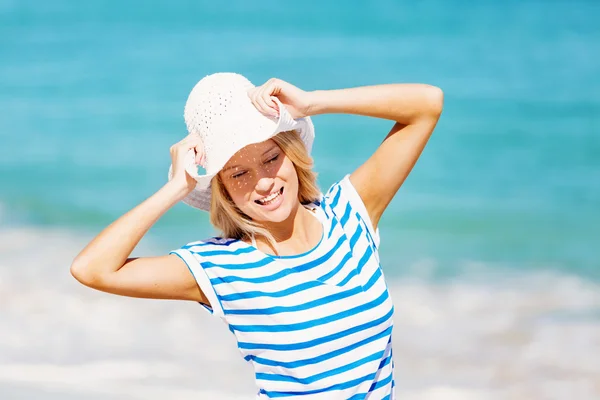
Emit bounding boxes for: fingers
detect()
[249,89,277,117]
[256,94,278,117]
[171,134,198,157]
[195,142,205,167]
[170,133,206,177]
[248,79,280,117]
[181,134,205,166]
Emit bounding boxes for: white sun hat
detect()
[168,73,315,211]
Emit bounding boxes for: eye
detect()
[231,170,247,179]
[265,154,279,164]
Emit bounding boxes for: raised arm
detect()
[70,134,209,304]
[249,78,443,230]
[308,84,443,229]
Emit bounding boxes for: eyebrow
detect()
[221,145,279,173]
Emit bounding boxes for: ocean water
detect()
[1,0,599,398]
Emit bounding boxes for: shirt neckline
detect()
[248,204,325,259]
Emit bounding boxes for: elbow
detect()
[425,85,444,118]
[70,259,102,289]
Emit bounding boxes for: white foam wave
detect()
[0,226,598,399]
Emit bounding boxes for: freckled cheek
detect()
[227,180,255,204]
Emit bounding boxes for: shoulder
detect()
[321,175,365,214]
[178,237,252,257]
[181,237,239,250]
[321,174,380,247]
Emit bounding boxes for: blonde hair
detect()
[210,130,320,246]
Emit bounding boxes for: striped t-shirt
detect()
[171,175,395,399]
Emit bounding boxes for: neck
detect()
[264,202,312,242]
[257,203,318,254]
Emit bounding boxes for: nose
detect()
[254,173,275,195]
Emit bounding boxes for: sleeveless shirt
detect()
[171,175,395,399]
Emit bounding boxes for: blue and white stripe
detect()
[172,175,395,399]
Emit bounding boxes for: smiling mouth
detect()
[255,187,284,205]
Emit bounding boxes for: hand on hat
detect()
[247,78,311,120]
[169,133,205,192]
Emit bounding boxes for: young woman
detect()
[71,73,443,399]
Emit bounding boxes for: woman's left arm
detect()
[248,79,443,230]
[308,84,444,230]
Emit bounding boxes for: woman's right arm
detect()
[70,134,209,303]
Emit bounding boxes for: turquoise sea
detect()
[1,1,599,399]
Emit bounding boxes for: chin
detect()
[268,203,296,223]
[249,186,298,224]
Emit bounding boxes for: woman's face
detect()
[218,139,299,224]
